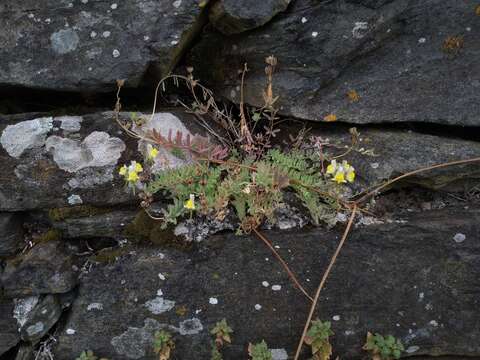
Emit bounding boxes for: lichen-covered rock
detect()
[191,0,480,126]
[305,126,480,191]
[0,212,24,257]
[0,110,204,211]
[209,0,291,35]
[52,206,480,359]
[1,241,77,297]
[0,0,205,92]
[18,294,63,343]
[0,297,20,356]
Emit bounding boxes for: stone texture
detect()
[0,212,24,257]
[1,241,77,297]
[210,0,291,35]
[52,206,480,359]
[191,0,480,126]
[19,294,63,343]
[0,110,204,211]
[304,126,480,191]
[0,297,20,356]
[0,0,205,92]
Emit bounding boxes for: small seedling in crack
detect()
[153,330,175,360]
[304,319,334,360]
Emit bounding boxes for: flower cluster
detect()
[184,194,195,210]
[326,160,355,184]
[119,161,143,183]
[146,144,159,161]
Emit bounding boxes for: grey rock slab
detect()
[1,241,77,297]
[307,126,480,191]
[0,110,203,211]
[0,212,24,258]
[0,0,205,92]
[191,0,480,126]
[19,294,63,343]
[0,297,20,356]
[52,206,480,359]
[210,0,291,35]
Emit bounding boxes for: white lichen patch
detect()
[68,194,83,205]
[271,285,282,291]
[13,296,39,327]
[255,304,262,311]
[453,233,466,243]
[66,328,76,335]
[173,0,182,8]
[67,167,115,189]
[352,22,369,39]
[87,302,104,311]
[144,297,175,314]
[50,29,80,54]
[58,116,82,132]
[26,322,44,336]
[1,117,53,158]
[405,345,420,353]
[209,297,218,305]
[45,131,125,173]
[178,318,203,335]
[271,348,289,360]
[111,318,166,359]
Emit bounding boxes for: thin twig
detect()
[293,204,357,360]
[253,228,314,303]
[354,157,480,205]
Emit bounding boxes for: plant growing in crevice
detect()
[210,319,234,360]
[304,319,334,360]
[153,330,175,360]
[76,350,108,360]
[362,332,404,360]
[248,340,272,360]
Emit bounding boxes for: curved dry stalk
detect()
[354,157,480,205]
[293,204,357,360]
[253,228,314,303]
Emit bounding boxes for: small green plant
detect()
[153,330,175,360]
[248,340,272,360]
[76,350,108,360]
[210,319,234,359]
[304,319,334,360]
[363,332,404,360]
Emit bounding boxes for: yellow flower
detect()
[127,171,139,183]
[184,194,195,210]
[334,171,346,184]
[326,159,355,184]
[346,170,355,182]
[134,162,143,173]
[147,146,159,160]
[326,160,337,174]
[119,165,127,176]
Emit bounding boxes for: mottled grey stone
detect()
[191,0,480,126]
[52,206,480,359]
[0,297,20,356]
[20,295,63,343]
[0,212,24,257]
[210,0,291,35]
[0,0,205,92]
[1,241,77,297]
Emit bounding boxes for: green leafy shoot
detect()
[363,332,404,360]
[304,319,334,360]
[153,330,175,360]
[248,340,273,360]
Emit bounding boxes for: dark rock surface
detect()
[0,297,20,355]
[19,294,63,343]
[51,206,480,359]
[0,212,24,257]
[1,241,77,297]
[0,110,205,211]
[0,0,205,92]
[210,0,291,35]
[191,0,480,126]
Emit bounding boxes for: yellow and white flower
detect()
[326,160,355,184]
[119,161,144,184]
[147,144,159,161]
[184,194,195,210]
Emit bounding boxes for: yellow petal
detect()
[119,165,127,176]
[127,171,139,182]
[184,199,195,210]
[135,162,143,172]
[149,147,159,159]
[334,172,346,184]
[346,170,355,183]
